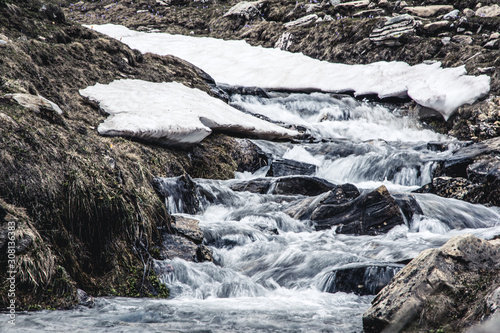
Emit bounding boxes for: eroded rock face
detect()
[363,234,500,333]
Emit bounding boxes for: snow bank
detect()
[87,24,490,120]
[79,80,298,146]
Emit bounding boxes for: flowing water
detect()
[7,92,500,332]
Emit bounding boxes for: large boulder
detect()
[363,235,500,333]
[312,185,405,235]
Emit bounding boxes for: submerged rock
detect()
[266,158,317,177]
[312,185,405,235]
[320,263,404,296]
[363,234,500,333]
[152,175,202,215]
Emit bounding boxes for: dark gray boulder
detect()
[152,174,202,214]
[266,158,317,177]
[230,175,337,196]
[312,185,405,235]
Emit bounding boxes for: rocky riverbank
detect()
[0,0,263,310]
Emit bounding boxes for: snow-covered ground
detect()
[80,80,298,145]
[87,24,490,120]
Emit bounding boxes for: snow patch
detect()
[79,80,298,146]
[87,24,490,120]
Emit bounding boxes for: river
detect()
[7,89,500,332]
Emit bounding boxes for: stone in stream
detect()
[312,185,405,235]
[152,174,202,214]
[266,158,317,177]
[363,235,500,333]
[392,193,423,224]
[442,137,500,178]
[230,175,338,196]
[320,263,404,296]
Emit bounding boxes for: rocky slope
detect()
[0,0,263,310]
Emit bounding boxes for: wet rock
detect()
[231,175,337,196]
[450,98,500,142]
[286,183,360,220]
[266,158,317,177]
[312,185,404,235]
[475,5,500,18]
[223,1,266,20]
[363,235,500,333]
[404,5,454,18]
[320,263,404,296]
[152,175,202,214]
[274,31,293,50]
[77,289,95,308]
[230,178,272,194]
[284,14,318,28]
[171,215,204,245]
[392,193,423,224]
[272,176,338,196]
[414,176,484,202]
[369,15,418,46]
[234,138,268,173]
[442,137,500,178]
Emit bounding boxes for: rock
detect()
[40,4,66,23]
[266,158,317,177]
[152,175,202,214]
[320,263,404,296]
[284,14,318,28]
[1,93,66,127]
[171,215,204,244]
[422,20,450,34]
[230,178,272,194]
[369,15,418,46]
[234,139,268,173]
[404,5,454,18]
[223,1,266,20]
[272,176,337,196]
[352,9,385,18]
[452,35,473,45]
[77,289,95,308]
[443,9,460,20]
[476,5,500,18]
[334,0,370,10]
[414,176,484,202]
[312,185,405,235]
[442,137,500,178]
[363,235,500,333]
[231,175,337,196]
[160,233,201,261]
[274,31,293,51]
[490,32,500,40]
[3,93,62,115]
[463,8,475,18]
[467,156,500,184]
[484,39,500,50]
[392,194,423,224]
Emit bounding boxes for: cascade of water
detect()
[10,91,500,333]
